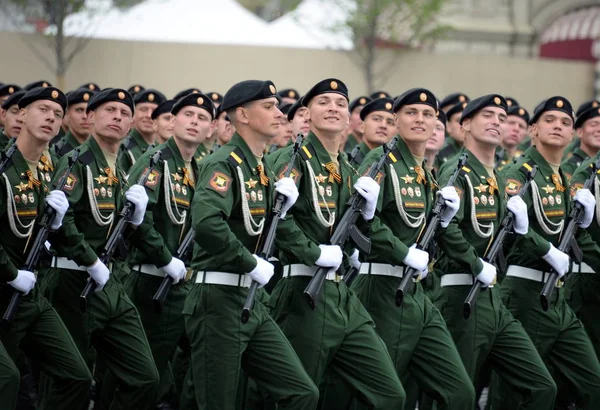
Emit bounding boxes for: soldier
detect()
[182,80,318,409]
[432,95,557,410]
[561,106,600,181]
[46,88,160,409]
[0,86,92,409]
[349,88,474,409]
[127,84,145,97]
[496,105,529,173]
[347,97,395,167]
[270,78,405,409]
[277,88,300,105]
[0,89,25,148]
[208,92,223,108]
[52,88,95,159]
[343,95,371,153]
[151,99,176,144]
[268,102,293,153]
[289,98,310,138]
[437,101,467,165]
[0,84,22,128]
[498,97,600,409]
[118,89,167,174]
[424,109,446,178]
[439,92,469,113]
[563,100,600,161]
[214,106,235,148]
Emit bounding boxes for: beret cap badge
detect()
[148,93,155,102]
[594,102,599,108]
[419,93,427,102]
[330,81,338,90]
[556,100,564,108]
[519,108,524,115]
[385,102,392,110]
[51,90,59,99]
[83,93,90,101]
[269,85,276,94]
[212,93,218,100]
[494,97,501,105]
[359,97,366,104]
[134,86,140,92]
[459,95,466,102]
[42,82,48,87]
[197,97,204,105]
[8,87,14,94]
[118,91,125,99]
[288,90,295,98]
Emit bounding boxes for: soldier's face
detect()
[133,102,158,135]
[578,116,600,151]
[215,112,232,145]
[395,104,436,144]
[533,110,573,148]
[173,106,213,145]
[349,106,364,135]
[155,112,174,144]
[89,102,133,142]
[239,97,282,139]
[463,107,506,147]
[504,115,527,148]
[426,120,446,153]
[65,102,91,138]
[291,107,310,137]
[273,117,293,148]
[361,111,395,149]
[446,112,463,142]
[307,93,349,135]
[22,100,64,143]
[1,104,23,139]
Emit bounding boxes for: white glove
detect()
[476,259,496,287]
[161,257,186,284]
[507,196,528,235]
[315,245,343,269]
[46,190,69,230]
[248,255,274,288]
[574,189,596,229]
[274,177,299,219]
[439,186,460,228]
[354,176,380,220]
[125,184,149,227]
[349,249,361,270]
[403,244,429,273]
[86,259,110,291]
[542,243,570,278]
[8,270,36,295]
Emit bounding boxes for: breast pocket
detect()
[473,193,498,221]
[246,186,267,218]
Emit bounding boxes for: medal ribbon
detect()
[181,167,195,187]
[551,174,565,192]
[39,155,54,172]
[25,170,41,189]
[414,166,427,185]
[486,177,498,195]
[256,164,269,186]
[104,168,119,186]
[324,162,342,184]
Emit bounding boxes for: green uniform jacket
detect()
[561,147,589,182]
[117,129,154,175]
[567,151,600,250]
[52,137,132,266]
[438,146,466,183]
[435,149,507,276]
[563,137,581,161]
[503,146,600,272]
[126,137,197,268]
[265,138,293,169]
[344,132,360,153]
[437,138,462,164]
[0,131,11,151]
[194,142,210,166]
[190,132,275,274]
[52,131,84,160]
[348,141,371,168]
[358,137,434,264]
[273,131,365,266]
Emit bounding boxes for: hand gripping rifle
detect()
[303,136,398,310]
[540,157,600,311]
[240,134,304,323]
[463,165,537,319]
[152,227,195,313]
[395,153,468,307]
[79,150,162,312]
[2,149,80,329]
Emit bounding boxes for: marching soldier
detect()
[181,80,318,409]
[343,95,371,153]
[437,100,467,165]
[0,86,92,409]
[424,109,446,178]
[268,102,293,153]
[117,89,167,174]
[561,106,600,181]
[0,89,25,148]
[563,100,600,160]
[270,78,405,409]
[151,99,176,144]
[213,106,235,148]
[495,105,529,173]
[46,88,160,409]
[0,84,22,128]
[52,88,95,159]
[349,88,474,409]
[289,98,310,138]
[498,97,600,409]
[432,95,557,410]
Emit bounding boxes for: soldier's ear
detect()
[236,106,250,125]
[359,120,365,135]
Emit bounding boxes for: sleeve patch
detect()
[570,182,584,198]
[144,169,160,189]
[505,178,522,195]
[208,171,231,196]
[63,173,77,192]
[278,165,302,184]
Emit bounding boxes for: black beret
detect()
[575,106,600,128]
[24,80,51,91]
[0,84,22,98]
[127,84,145,96]
[370,91,391,100]
[86,88,134,114]
[277,88,300,101]
[80,82,101,92]
[447,101,468,121]
[360,97,394,121]
[67,88,96,106]
[133,89,166,106]
[302,78,349,107]
[18,86,67,112]
[437,110,447,127]
[576,100,600,118]
[151,99,176,120]
[174,88,201,101]
[393,88,438,113]
[208,92,223,105]
[507,105,530,124]
[222,80,278,112]
[460,94,507,125]
[505,97,519,108]
[171,93,215,119]
[349,96,372,113]
[287,98,304,121]
[440,92,469,110]
[1,90,26,110]
[279,102,293,116]
[529,96,575,125]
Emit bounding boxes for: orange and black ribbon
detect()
[181,167,195,187]
[39,155,53,172]
[25,170,41,189]
[324,162,342,184]
[414,165,427,185]
[486,177,498,195]
[551,174,565,192]
[256,164,269,186]
[104,168,119,186]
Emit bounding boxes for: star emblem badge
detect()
[401,175,414,184]
[245,178,258,189]
[476,183,489,193]
[14,182,28,192]
[542,185,555,194]
[94,175,108,185]
[315,173,327,184]
[171,172,182,182]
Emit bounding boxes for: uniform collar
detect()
[129,128,152,150]
[358,141,371,156]
[464,148,495,179]
[85,136,111,171]
[229,132,261,170]
[305,131,340,166]
[526,146,557,177]
[63,131,83,149]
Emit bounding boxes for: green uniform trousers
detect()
[268,276,405,409]
[432,283,557,410]
[45,267,160,410]
[566,272,600,360]
[0,286,92,410]
[182,282,319,410]
[0,340,19,409]
[494,276,600,409]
